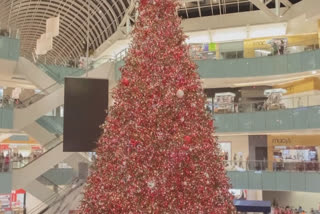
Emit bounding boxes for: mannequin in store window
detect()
[238,154,243,169]
[233,153,237,167]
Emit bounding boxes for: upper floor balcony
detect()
[213,93,320,134]
[115,33,320,81]
[226,160,320,193]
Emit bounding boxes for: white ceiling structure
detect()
[0,0,134,64]
[0,0,303,65]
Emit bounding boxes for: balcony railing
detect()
[207,94,320,115]
[224,160,320,172]
[113,39,319,62]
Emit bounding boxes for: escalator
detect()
[10,58,113,194]
[28,177,85,214]
[13,59,115,132]
[14,83,64,130]
[12,137,73,189]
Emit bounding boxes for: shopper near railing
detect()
[0,29,9,37]
[4,154,10,172]
[0,153,3,172]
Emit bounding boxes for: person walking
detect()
[239,154,243,169]
[4,154,10,172]
[0,153,4,172]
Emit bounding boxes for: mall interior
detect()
[0,0,320,213]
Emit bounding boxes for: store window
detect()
[213,92,236,113]
[189,43,216,60]
[219,41,244,59]
[218,142,232,162]
[273,145,319,171]
[221,51,243,59]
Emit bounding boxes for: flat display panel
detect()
[63,78,108,152]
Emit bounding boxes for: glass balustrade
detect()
[224,160,320,172]
[206,94,320,115]
[36,116,63,135]
[113,39,319,62]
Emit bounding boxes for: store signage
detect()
[0,189,25,212]
[272,138,291,145]
[11,189,25,209]
[0,144,9,150]
[31,146,41,150]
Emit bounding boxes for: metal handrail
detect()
[14,58,101,109]
[15,82,62,109]
[28,177,83,214]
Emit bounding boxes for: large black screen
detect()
[63,78,109,152]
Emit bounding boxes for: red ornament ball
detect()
[122,78,130,86]
[184,135,192,144]
[130,139,139,147]
[140,0,148,6]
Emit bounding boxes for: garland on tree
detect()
[79,0,235,213]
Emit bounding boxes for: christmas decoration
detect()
[121,77,129,86]
[176,89,184,98]
[79,0,235,213]
[184,135,192,144]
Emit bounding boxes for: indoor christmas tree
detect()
[79,0,235,213]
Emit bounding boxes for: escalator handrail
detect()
[12,136,63,169]
[16,57,113,109]
[38,63,86,82]
[28,177,83,214]
[41,180,85,214]
[16,63,91,109]
[14,82,62,109]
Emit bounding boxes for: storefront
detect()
[243,33,319,58]
[275,77,320,109]
[0,189,26,214]
[267,135,320,171]
[0,135,42,159]
[204,86,272,114]
[218,135,249,170]
[189,43,216,60]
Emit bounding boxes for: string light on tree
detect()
[79,0,235,213]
